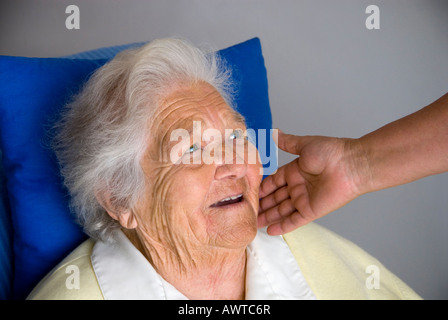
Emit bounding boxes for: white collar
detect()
[91,228,316,300]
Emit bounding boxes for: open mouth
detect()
[210,194,244,208]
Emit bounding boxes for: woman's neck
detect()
[123,228,247,300]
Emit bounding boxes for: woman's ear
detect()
[109,208,138,230]
[95,192,138,229]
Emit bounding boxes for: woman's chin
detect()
[207,208,258,249]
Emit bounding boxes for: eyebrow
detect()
[229,109,247,127]
[171,109,246,135]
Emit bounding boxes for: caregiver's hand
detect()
[258,93,448,236]
[257,131,367,235]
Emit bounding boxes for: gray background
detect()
[1,0,447,299]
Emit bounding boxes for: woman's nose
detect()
[213,142,247,180]
[214,162,247,180]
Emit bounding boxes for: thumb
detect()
[275,129,314,155]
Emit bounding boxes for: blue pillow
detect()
[0,37,275,299]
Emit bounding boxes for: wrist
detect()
[342,138,374,196]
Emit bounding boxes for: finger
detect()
[259,186,289,213]
[265,185,315,235]
[258,165,287,198]
[266,211,310,236]
[257,198,296,228]
[266,189,318,235]
[289,184,319,223]
[276,130,314,156]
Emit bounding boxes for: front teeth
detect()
[219,194,242,203]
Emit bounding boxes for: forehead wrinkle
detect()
[156,94,215,134]
[161,106,247,149]
[153,94,211,135]
[152,83,247,152]
[150,100,199,153]
[165,106,245,142]
[155,81,237,126]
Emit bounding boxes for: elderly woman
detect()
[28,39,420,300]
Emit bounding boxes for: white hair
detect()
[53,38,234,241]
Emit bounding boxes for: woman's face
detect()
[134,82,262,251]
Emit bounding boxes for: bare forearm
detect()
[356,92,448,194]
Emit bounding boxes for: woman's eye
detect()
[230,129,244,140]
[187,143,200,154]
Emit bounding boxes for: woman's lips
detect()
[210,194,244,208]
